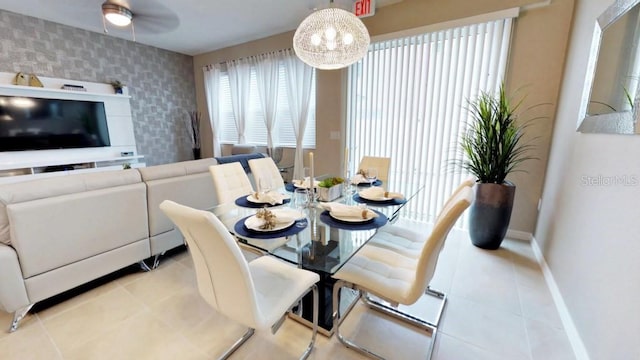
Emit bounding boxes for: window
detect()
[219,63,316,147]
[346,14,515,226]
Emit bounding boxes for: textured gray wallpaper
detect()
[0,9,196,166]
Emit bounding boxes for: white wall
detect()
[536,0,640,358]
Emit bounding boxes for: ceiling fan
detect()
[100,0,179,39]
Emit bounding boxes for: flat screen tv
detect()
[0,96,110,151]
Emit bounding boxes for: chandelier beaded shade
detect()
[293,7,370,70]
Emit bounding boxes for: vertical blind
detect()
[218,65,316,147]
[346,16,515,226]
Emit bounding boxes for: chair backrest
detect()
[159,200,261,328]
[248,157,285,190]
[407,186,473,303]
[435,175,476,223]
[209,162,254,204]
[358,156,391,182]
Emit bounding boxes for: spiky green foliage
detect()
[459,85,535,184]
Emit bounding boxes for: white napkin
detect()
[244,208,302,231]
[293,177,319,189]
[359,186,404,200]
[252,191,286,205]
[350,174,366,184]
[320,202,378,220]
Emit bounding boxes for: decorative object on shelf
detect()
[187,111,201,159]
[109,80,125,94]
[28,74,43,87]
[293,0,370,70]
[456,84,536,250]
[12,72,28,86]
[317,177,344,202]
[122,163,131,169]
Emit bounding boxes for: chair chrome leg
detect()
[334,281,446,360]
[332,280,385,360]
[300,284,318,360]
[9,304,34,332]
[219,328,255,360]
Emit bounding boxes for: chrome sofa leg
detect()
[219,328,255,360]
[138,260,152,272]
[9,304,34,332]
[151,253,163,269]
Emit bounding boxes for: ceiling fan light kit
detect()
[102,3,133,27]
[293,3,370,70]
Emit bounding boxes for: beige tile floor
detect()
[0,229,576,360]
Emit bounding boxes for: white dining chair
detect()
[331,187,473,360]
[358,156,391,182]
[160,200,319,360]
[209,162,254,204]
[369,175,476,259]
[248,157,285,191]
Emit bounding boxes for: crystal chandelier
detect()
[293,2,370,70]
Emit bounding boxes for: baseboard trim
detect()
[506,229,533,241]
[530,237,590,360]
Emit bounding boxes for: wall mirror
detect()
[578,0,640,134]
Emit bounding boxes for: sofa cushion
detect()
[0,170,142,245]
[138,158,218,181]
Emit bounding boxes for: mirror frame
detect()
[578,0,640,134]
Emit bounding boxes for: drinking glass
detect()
[258,177,272,195]
[343,170,356,204]
[293,188,308,227]
[366,168,378,185]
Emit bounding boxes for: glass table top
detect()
[210,182,423,275]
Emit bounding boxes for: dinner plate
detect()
[358,192,393,202]
[246,193,290,204]
[244,215,295,232]
[329,211,375,223]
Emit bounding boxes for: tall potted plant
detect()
[459,85,535,249]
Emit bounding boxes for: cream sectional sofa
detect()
[0,158,220,333]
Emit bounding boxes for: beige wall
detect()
[193,0,574,233]
[536,0,640,358]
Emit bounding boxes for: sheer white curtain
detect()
[203,64,223,157]
[283,49,314,180]
[227,58,251,144]
[251,52,281,150]
[346,14,516,226]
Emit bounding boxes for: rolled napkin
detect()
[293,177,319,189]
[245,208,302,231]
[320,202,378,220]
[359,186,404,200]
[350,174,366,184]
[252,190,286,205]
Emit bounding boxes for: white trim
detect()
[530,237,591,360]
[505,229,533,241]
[371,7,520,43]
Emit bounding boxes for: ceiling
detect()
[0,0,402,56]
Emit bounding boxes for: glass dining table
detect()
[210,180,424,335]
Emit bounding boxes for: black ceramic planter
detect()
[469,182,515,250]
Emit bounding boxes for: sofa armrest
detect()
[0,244,29,313]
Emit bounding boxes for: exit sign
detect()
[354,0,376,18]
